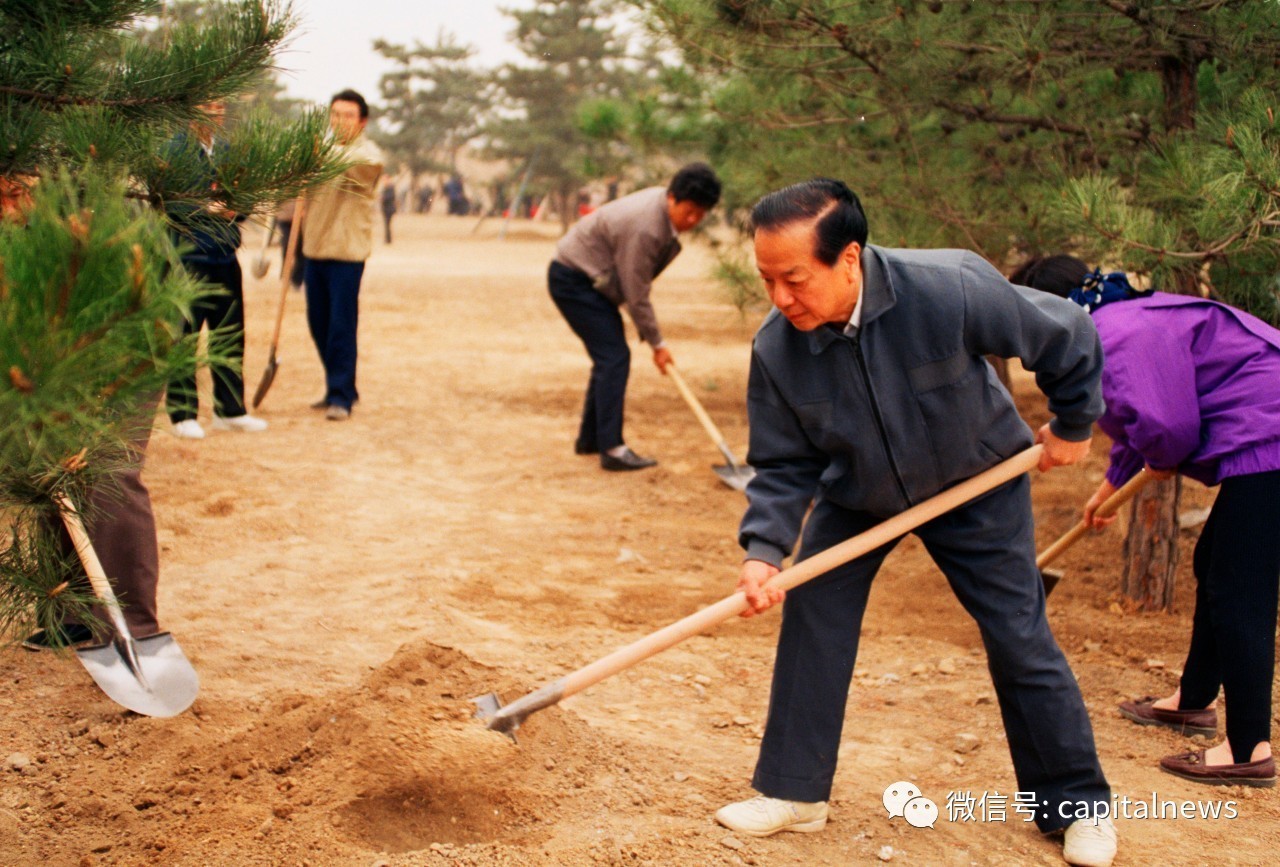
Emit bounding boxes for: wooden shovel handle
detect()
[267,199,304,350]
[665,362,731,453]
[1036,469,1153,569]
[53,494,118,607]
[557,445,1044,701]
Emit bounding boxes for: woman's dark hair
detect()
[330,88,369,119]
[750,178,868,266]
[1009,254,1090,298]
[668,162,722,208]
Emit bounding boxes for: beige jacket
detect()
[303,135,384,262]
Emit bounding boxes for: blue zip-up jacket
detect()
[741,245,1104,567]
[164,133,243,265]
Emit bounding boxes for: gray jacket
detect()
[554,186,681,346]
[741,245,1104,567]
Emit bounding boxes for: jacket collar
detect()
[804,244,898,354]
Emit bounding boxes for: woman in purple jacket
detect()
[1015,255,1280,788]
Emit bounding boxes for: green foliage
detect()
[0,0,348,643]
[638,0,1280,320]
[0,171,217,636]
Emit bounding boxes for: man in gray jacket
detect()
[550,163,721,471]
[714,179,1116,867]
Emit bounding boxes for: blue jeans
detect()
[752,475,1110,832]
[304,259,365,410]
[548,261,629,452]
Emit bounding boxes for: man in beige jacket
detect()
[303,89,383,421]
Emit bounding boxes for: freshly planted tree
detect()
[0,0,344,643]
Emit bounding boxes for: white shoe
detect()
[714,795,828,837]
[1063,816,1116,867]
[212,414,269,433]
[171,419,205,440]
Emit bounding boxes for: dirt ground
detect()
[3,213,1277,866]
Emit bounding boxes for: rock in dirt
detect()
[5,753,31,772]
[953,733,981,754]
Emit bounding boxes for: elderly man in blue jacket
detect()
[714,179,1116,867]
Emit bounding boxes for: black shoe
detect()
[574,442,599,455]
[22,623,95,652]
[601,446,657,471]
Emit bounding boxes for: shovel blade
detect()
[76,632,199,718]
[713,463,755,493]
[471,692,517,743]
[251,356,279,409]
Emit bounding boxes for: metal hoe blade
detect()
[76,632,200,718]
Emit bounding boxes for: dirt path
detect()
[3,213,1276,866]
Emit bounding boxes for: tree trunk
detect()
[1121,476,1181,611]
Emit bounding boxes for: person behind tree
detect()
[165,100,269,439]
[1016,254,1280,789]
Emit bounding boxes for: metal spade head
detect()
[471,692,518,743]
[251,355,279,409]
[75,631,199,718]
[713,463,755,493]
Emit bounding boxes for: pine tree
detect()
[0,0,345,642]
[486,0,645,231]
[373,31,489,180]
[641,0,1280,611]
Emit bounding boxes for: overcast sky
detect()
[276,0,533,106]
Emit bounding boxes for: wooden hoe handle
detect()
[1036,469,1153,569]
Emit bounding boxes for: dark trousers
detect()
[1178,469,1280,762]
[304,258,365,410]
[548,261,629,453]
[167,259,246,422]
[57,406,161,637]
[752,475,1109,832]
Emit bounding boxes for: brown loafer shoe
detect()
[1118,696,1217,737]
[1159,750,1276,787]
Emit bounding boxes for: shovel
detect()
[473,444,1043,740]
[251,199,303,409]
[664,362,755,492]
[1037,469,1153,595]
[55,495,199,718]
[250,216,277,280]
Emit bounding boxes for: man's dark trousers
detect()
[304,258,365,410]
[167,259,246,422]
[548,261,630,453]
[752,474,1110,832]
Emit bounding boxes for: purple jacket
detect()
[1093,293,1280,487]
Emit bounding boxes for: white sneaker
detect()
[1063,816,1116,867]
[171,419,205,440]
[714,795,828,837]
[212,414,269,433]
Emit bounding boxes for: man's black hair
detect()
[668,162,721,209]
[331,88,369,119]
[750,178,868,266]
[1009,254,1090,298]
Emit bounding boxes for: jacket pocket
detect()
[907,352,970,393]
